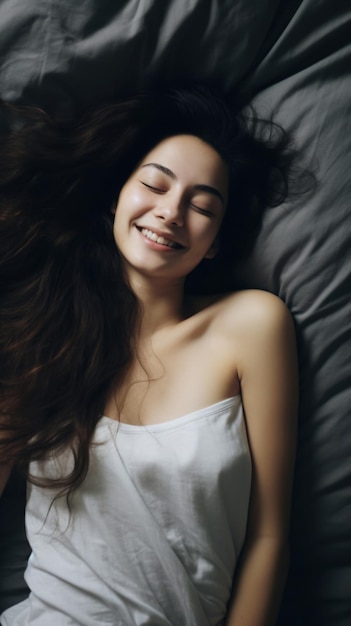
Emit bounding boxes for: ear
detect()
[204,238,219,259]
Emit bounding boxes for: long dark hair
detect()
[0,85,296,495]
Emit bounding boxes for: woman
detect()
[0,86,298,625]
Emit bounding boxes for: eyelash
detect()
[140,181,214,217]
[190,204,214,217]
[141,182,163,192]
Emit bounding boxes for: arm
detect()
[225,293,298,626]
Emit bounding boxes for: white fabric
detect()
[1,396,251,626]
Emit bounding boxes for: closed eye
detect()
[190,203,214,217]
[140,181,165,193]
[140,180,215,215]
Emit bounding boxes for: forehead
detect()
[139,134,228,189]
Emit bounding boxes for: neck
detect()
[128,272,187,338]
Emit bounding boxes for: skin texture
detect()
[105,135,298,625]
[113,134,228,290]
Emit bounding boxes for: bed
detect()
[0,1,350,624]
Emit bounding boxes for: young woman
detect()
[0,87,298,625]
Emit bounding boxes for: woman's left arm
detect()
[225,293,298,626]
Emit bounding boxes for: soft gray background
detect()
[0,1,350,624]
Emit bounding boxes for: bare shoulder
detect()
[187,290,296,365]
[210,289,294,337]
[218,291,298,403]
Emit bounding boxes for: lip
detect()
[135,224,185,249]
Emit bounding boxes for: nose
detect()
[154,195,184,227]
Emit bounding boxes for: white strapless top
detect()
[1,396,251,626]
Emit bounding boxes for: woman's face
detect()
[113,134,229,283]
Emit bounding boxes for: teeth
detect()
[140,228,178,248]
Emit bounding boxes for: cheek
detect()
[113,188,152,245]
[191,216,222,244]
[116,187,152,221]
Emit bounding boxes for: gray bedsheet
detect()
[0,1,350,624]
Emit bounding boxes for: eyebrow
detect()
[141,162,225,206]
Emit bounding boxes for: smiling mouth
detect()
[136,226,183,249]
